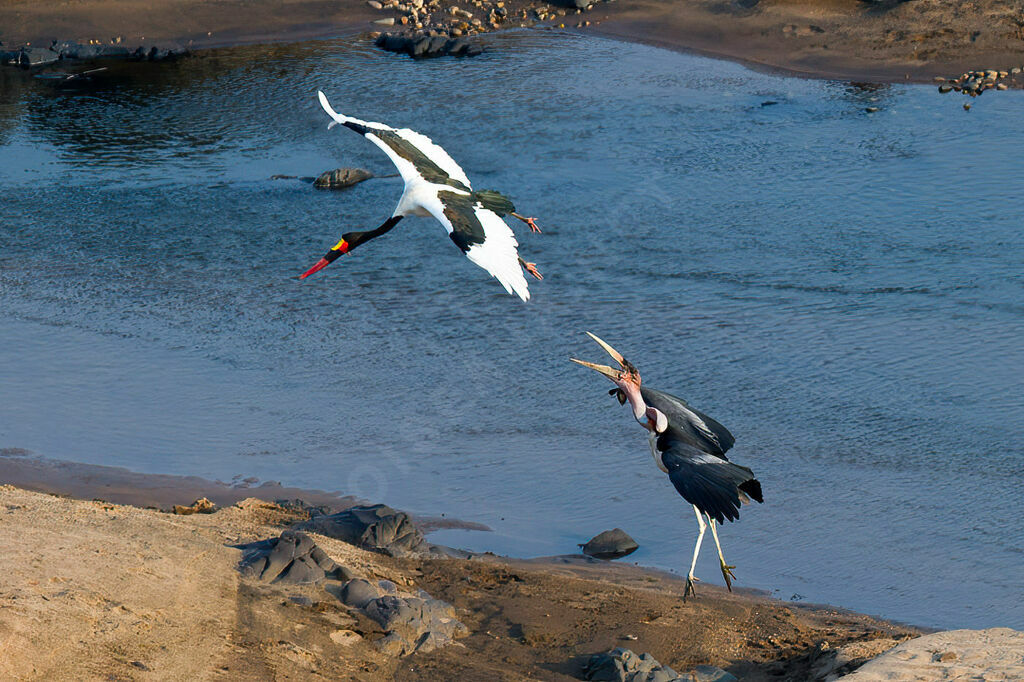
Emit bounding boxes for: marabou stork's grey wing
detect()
[422,189,530,302]
[659,437,762,524]
[642,387,736,456]
[318,91,472,190]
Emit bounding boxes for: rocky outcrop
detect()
[238,530,349,584]
[337,577,468,656]
[840,628,1024,681]
[295,503,428,556]
[583,648,684,682]
[374,31,482,59]
[0,40,187,69]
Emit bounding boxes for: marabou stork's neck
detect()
[620,382,667,434]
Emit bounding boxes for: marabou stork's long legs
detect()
[708,518,737,591]
[685,504,707,601]
[511,212,542,233]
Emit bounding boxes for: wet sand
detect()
[4,0,1024,82]
[0,481,921,680]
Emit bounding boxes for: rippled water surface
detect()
[1,33,1022,630]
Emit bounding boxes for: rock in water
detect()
[580,528,639,560]
[296,503,427,556]
[583,647,685,682]
[238,530,345,584]
[313,168,373,189]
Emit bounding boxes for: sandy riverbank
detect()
[0,476,923,680]
[3,0,1024,82]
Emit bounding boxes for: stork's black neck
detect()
[342,216,403,251]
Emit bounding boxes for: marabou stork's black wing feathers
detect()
[660,439,762,524]
[641,387,736,456]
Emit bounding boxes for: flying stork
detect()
[571,332,763,600]
[300,91,543,301]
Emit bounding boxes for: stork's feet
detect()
[720,562,737,592]
[512,212,542,234]
[520,259,543,280]
[683,574,700,602]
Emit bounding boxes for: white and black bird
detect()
[300,91,543,301]
[571,332,763,600]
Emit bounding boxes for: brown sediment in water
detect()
[3,0,1024,83]
[0,481,921,680]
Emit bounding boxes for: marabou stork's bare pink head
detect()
[570,332,641,392]
[571,332,667,433]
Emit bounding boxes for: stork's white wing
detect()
[422,192,530,302]
[318,91,472,190]
[392,127,471,188]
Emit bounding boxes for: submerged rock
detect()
[580,528,639,560]
[374,31,482,59]
[583,647,684,682]
[313,168,373,189]
[238,530,347,584]
[296,503,427,556]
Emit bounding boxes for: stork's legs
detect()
[518,257,543,280]
[684,504,706,601]
[708,518,737,592]
[511,212,542,234]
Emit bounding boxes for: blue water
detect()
[1,32,1021,630]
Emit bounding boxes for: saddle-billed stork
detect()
[300,91,543,301]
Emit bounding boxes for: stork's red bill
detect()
[300,91,543,301]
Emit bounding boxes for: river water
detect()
[1,31,1021,630]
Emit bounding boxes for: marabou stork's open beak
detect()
[569,332,638,385]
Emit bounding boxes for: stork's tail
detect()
[317,90,348,128]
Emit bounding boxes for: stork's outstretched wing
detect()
[658,438,763,524]
[642,387,736,457]
[318,91,471,190]
[422,189,530,301]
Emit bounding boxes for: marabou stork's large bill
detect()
[571,332,763,600]
[300,91,543,301]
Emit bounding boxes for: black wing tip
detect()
[739,478,764,504]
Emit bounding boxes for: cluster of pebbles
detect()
[367,0,605,58]
[936,68,1021,102]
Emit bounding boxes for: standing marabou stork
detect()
[300,91,543,301]
[571,332,763,600]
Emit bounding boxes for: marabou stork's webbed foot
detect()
[683,575,700,602]
[720,562,737,592]
[519,257,543,280]
[512,212,542,234]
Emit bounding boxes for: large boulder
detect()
[296,503,427,556]
[238,530,345,584]
[580,528,639,560]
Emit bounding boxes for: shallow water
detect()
[1,32,1021,630]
